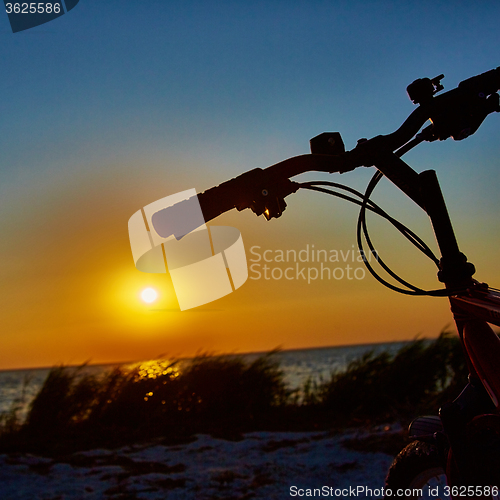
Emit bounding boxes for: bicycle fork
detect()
[419,169,500,488]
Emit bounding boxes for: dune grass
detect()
[0,352,289,454]
[318,330,468,423]
[0,331,469,455]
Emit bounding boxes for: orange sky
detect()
[1,3,499,370]
[1,155,495,371]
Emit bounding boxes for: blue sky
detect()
[0,1,499,369]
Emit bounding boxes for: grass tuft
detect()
[317,330,468,422]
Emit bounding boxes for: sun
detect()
[140,287,158,304]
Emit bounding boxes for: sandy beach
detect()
[0,425,403,499]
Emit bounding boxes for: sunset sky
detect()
[1,1,499,370]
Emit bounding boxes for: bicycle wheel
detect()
[385,441,450,499]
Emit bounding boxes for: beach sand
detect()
[0,424,404,499]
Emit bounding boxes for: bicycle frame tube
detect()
[452,288,500,329]
[452,296,500,408]
[372,152,500,409]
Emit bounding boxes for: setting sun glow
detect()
[141,287,158,304]
[1,3,499,372]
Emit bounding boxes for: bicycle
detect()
[148,67,500,496]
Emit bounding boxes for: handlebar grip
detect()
[458,66,500,96]
[150,168,299,239]
[197,168,269,222]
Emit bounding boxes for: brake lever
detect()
[407,67,500,141]
[233,170,300,220]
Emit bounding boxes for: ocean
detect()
[0,341,408,422]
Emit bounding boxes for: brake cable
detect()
[298,136,467,297]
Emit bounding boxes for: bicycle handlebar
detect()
[151,67,500,240]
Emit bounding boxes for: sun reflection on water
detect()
[133,359,181,380]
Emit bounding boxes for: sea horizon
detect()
[0,338,416,374]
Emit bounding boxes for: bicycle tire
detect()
[385,441,449,499]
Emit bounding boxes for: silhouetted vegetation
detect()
[318,330,468,423]
[0,331,470,455]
